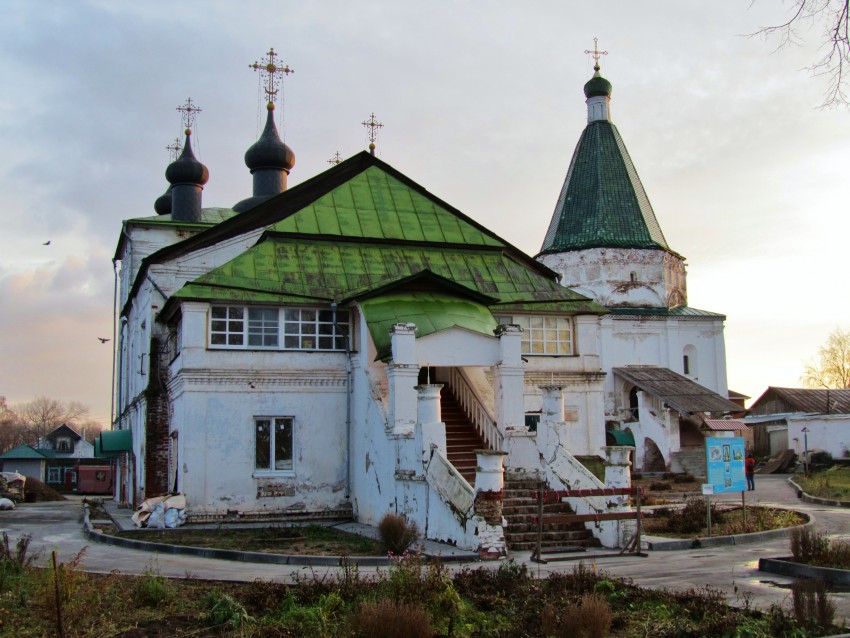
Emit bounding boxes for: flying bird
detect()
[98,337,110,343]
[43,240,51,245]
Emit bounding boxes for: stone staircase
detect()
[441,387,488,483]
[502,477,600,552]
[671,446,706,477]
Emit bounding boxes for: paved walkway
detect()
[2,475,850,624]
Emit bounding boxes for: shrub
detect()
[133,566,174,607]
[672,473,695,484]
[348,599,433,638]
[791,577,835,633]
[790,527,829,564]
[664,498,725,535]
[630,472,643,480]
[203,588,253,629]
[649,481,671,491]
[541,592,612,638]
[378,513,419,556]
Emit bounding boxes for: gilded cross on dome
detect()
[584,37,608,71]
[166,137,182,161]
[176,98,202,134]
[250,48,294,107]
[361,112,383,155]
[328,151,344,166]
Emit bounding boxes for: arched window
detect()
[683,345,698,379]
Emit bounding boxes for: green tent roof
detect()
[361,291,498,359]
[539,121,670,254]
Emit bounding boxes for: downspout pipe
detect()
[332,302,352,499]
[111,260,119,424]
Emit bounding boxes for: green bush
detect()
[133,566,175,607]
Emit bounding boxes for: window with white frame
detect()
[47,467,61,483]
[497,315,574,355]
[255,417,293,473]
[210,306,349,350]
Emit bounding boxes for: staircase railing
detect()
[446,367,503,451]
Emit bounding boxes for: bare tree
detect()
[12,397,90,446]
[752,0,850,107]
[801,327,850,388]
[0,397,28,453]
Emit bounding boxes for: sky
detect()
[1,1,848,426]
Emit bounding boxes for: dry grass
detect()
[348,599,433,638]
[377,513,419,556]
[541,592,612,638]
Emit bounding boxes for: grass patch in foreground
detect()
[114,523,384,556]
[1,539,837,638]
[644,499,806,538]
[797,465,850,500]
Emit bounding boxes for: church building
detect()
[108,48,736,555]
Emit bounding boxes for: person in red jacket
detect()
[745,453,756,491]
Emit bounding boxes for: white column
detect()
[493,324,524,432]
[538,385,565,455]
[179,302,209,368]
[387,323,419,435]
[417,384,445,461]
[474,450,507,560]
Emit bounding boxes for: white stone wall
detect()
[788,415,850,460]
[539,247,687,309]
[600,314,728,418]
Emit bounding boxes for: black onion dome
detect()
[154,185,172,215]
[584,68,613,98]
[166,131,209,186]
[245,106,295,172]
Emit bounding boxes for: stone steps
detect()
[502,478,600,551]
[441,388,488,483]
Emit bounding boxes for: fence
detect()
[530,484,646,563]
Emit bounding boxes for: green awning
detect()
[606,430,635,447]
[96,429,133,457]
[360,291,498,360]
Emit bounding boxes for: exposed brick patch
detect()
[474,489,503,525]
[144,335,170,498]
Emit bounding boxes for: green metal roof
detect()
[95,429,132,458]
[166,236,607,316]
[0,444,49,460]
[608,306,725,319]
[606,430,635,447]
[128,207,237,226]
[361,292,498,359]
[539,121,670,254]
[268,166,506,247]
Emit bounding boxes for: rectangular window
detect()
[683,355,690,376]
[47,467,61,483]
[255,417,293,473]
[210,306,348,351]
[511,316,574,355]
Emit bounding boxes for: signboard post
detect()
[704,437,747,536]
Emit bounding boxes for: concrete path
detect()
[2,475,850,624]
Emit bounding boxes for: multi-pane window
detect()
[497,315,574,355]
[47,467,61,483]
[210,306,348,350]
[284,308,348,350]
[255,417,293,472]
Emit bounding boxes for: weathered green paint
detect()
[171,237,606,313]
[270,166,505,247]
[361,292,498,359]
